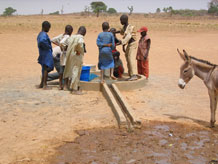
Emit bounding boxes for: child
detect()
[51,25,73,90]
[97,22,116,84]
[37,21,54,90]
[61,26,87,95]
[117,14,137,81]
[110,28,121,50]
[136,26,151,79]
[110,28,124,78]
[113,51,124,78]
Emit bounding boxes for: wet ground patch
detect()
[50,121,218,164]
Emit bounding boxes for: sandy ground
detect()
[0,14,218,163]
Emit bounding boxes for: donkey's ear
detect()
[177,48,186,61]
[183,49,191,63]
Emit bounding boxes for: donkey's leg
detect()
[214,94,217,126]
[209,90,216,128]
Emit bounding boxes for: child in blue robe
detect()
[37,21,54,89]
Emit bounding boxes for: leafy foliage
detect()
[3,7,16,16]
[107,8,117,14]
[208,0,218,15]
[156,8,161,13]
[163,6,173,13]
[90,1,107,17]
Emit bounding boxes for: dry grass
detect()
[1,14,218,34]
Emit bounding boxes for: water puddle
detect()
[50,121,218,164]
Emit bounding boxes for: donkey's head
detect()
[177,49,194,89]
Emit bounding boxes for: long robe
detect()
[62,34,85,90]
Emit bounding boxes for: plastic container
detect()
[80,66,91,82]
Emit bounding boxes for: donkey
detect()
[177,49,218,128]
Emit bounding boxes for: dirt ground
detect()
[0,14,218,164]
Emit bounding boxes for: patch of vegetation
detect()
[49,11,60,15]
[90,1,107,17]
[2,7,16,16]
[208,0,218,15]
[107,8,117,14]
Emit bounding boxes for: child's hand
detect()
[107,43,112,47]
[122,45,126,53]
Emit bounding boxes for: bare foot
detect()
[111,76,117,80]
[59,86,63,90]
[35,84,43,89]
[100,80,105,84]
[63,86,69,91]
[71,90,84,95]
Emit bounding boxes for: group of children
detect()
[97,14,151,83]
[37,14,151,94]
[37,21,86,94]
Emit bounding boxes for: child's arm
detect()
[121,26,134,45]
[51,34,63,46]
[60,37,70,51]
[59,35,70,51]
[97,34,112,48]
[38,35,52,50]
[75,37,85,55]
[122,45,126,53]
[143,39,151,59]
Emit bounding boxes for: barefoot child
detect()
[51,25,73,89]
[136,26,151,79]
[37,21,54,89]
[61,26,87,95]
[113,52,124,78]
[97,22,116,83]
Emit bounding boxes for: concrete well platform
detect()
[80,71,147,91]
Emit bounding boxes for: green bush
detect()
[107,8,117,14]
[49,11,60,15]
[2,7,16,16]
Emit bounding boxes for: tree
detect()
[156,8,161,13]
[128,6,133,15]
[163,7,168,13]
[90,1,107,17]
[208,0,218,15]
[3,7,16,16]
[162,6,174,15]
[168,6,173,12]
[107,8,117,14]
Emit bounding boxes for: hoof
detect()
[210,121,216,128]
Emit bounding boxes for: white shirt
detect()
[51,34,70,66]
